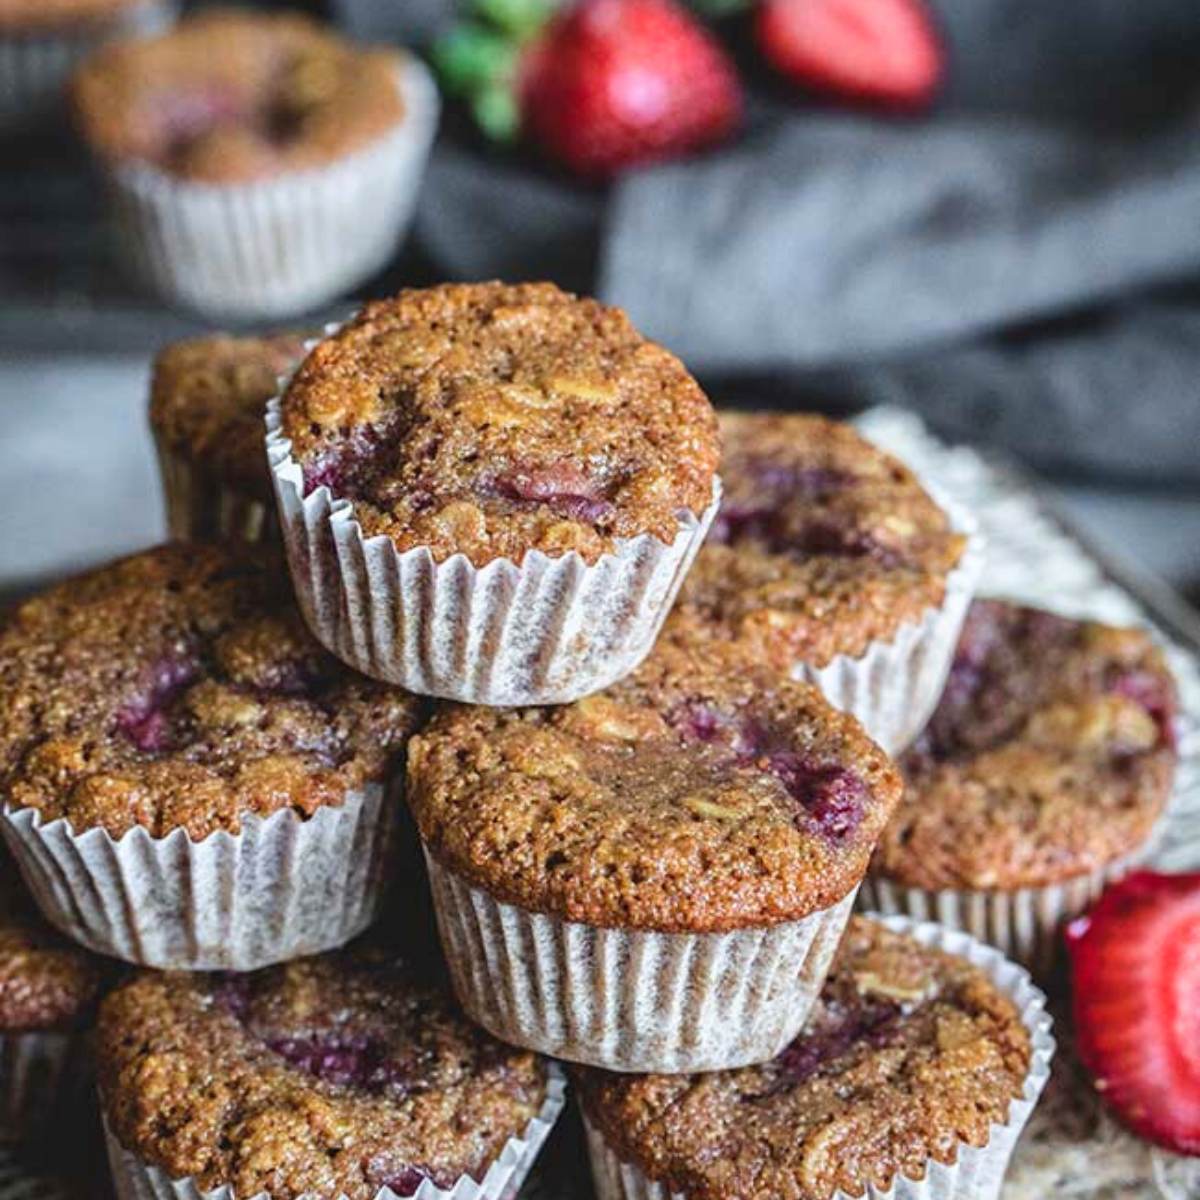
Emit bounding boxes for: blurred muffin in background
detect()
[0,0,172,129]
[150,330,309,545]
[70,7,439,319]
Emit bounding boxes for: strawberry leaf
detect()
[433,25,518,97]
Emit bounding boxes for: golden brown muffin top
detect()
[0,543,425,840]
[407,634,901,932]
[0,866,106,1032]
[675,412,966,669]
[151,331,309,501]
[875,599,1178,890]
[280,282,720,568]
[71,9,406,182]
[98,947,550,1200]
[577,917,1032,1200]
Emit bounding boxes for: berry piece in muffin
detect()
[151,331,309,507]
[279,281,720,568]
[97,947,555,1199]
[0,543,424,841]
[0,867,105,1035]
[1067,871,1200,1155]
[407,634,900,932]
[70,9,407,183]
[874,599,1178,891]
[577,916,1033,1200]
[676,412,965,670]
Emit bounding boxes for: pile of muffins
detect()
[0,281,1182,1200]
[4,7,438,317]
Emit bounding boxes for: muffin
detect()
[407,631,901,1071]
[268,281,723,705]
[0,864,106,1141]
[864,599,1179,971]
[98,947,565,1200]
[0,542,425,970]
[150,331,308,543]
[579,915,1054,1200]
[673,413,982,753]
[69,8,438,318]
[0,0,171,128]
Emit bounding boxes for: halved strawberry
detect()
[755,0,943,110]
[1066,871,1200,1154]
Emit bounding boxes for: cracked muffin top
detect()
[71,9,406,182]
[874,599,1178,891]
[97,946,551,1200]
[0,543,424,840]
[279,282,720,568]
[674,413,966,669]
[0,866,106,1032]
[407,634,901,932]
[577,916,1031,1200]
[151,332,309,502]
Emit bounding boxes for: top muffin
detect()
[0,543,424,840]
[279,282,721,567]
[407,633,901,931]
[151,331,308,502]
[71,9,406,182]
[675,413,965,668]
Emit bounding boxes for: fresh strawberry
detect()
[436,0,742,179]
[1066,871,1200,1154]
[755,0,942,110]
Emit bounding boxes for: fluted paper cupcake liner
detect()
[424,849,857,1073]
[860,836,1156,977]
[100,56,438,319]
[266,393,721,705]
[154,441,277,546]
[0,1029,88,1143]
[792,495,984,756]
[0,1,173,128]
[584,914,1054,1200]
[1,782,393,971]
[102,1065,567,1200]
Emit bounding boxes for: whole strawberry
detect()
[755,0,943,110]
[436,0,742,180]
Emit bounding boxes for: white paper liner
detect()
[424,849,858,1073]
[266,390,722,705]
[0,1030,87,1143]
[99,55,438,319]
[0,0,173,127]
[102,1065,567,1200]
[0,782,393,971]
[154,441,277,545]
[583,914,1055,1200]
[860,835,1155,977]
[792,493,984,756]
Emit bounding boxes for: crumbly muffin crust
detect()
[71,9,406,183]
[675,413,965,669]
[0,0,150,34]
[97,948,550,1199]
[407,634,901,932]
[0,543,424,840]
[577,916,1031,1200]
[280,282,720,568]
[151,332,309,502]
[875,599,1178,891]
[0,866,105,1032]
